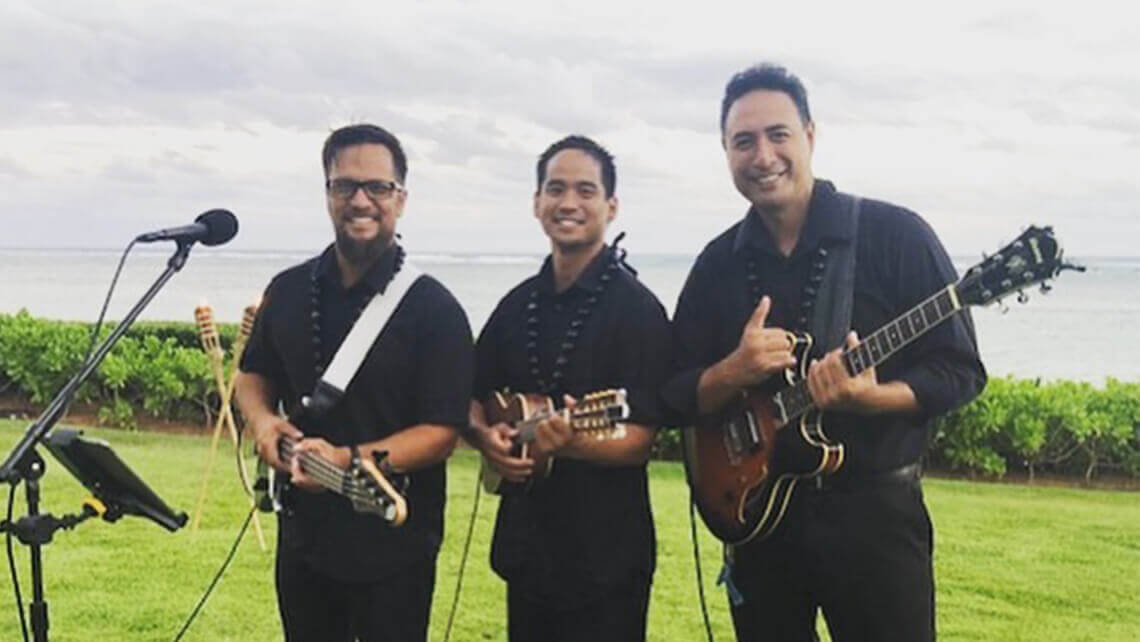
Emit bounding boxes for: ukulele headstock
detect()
[569,388,630,440]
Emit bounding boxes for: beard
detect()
[334,224,391,268]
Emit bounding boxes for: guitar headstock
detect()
[348,451,408,526]
[956,225,1083,307]
[569,388,630,440]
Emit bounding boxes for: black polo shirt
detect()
[474,246,671,606]
[663,180,986,475]
[241,243,473,582]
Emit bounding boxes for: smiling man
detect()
[663,65,986,641]
[235,124,473,641]
[465,135,671,641]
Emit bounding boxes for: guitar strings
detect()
[276,439,386,507]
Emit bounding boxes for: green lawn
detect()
[0,421,1137,641]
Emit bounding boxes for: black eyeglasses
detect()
[325,178,404,201]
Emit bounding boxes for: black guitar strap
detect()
[808,193,861,354]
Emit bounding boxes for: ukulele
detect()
[480,389,629,495]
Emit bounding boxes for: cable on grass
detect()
[442,468,481,642]
[171,503,255,642]
[5,481,30,642]
[691,495,715,642]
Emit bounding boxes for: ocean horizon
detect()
[2,247,1137,383]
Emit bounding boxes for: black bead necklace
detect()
[745,245,829,331]
[525,248,623,396]
[308,245,405,378]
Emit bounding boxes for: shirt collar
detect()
[316,242,400,294]
[732,179,854,257]
[536,245,612,297]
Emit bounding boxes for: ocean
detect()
[1,247,1136,383]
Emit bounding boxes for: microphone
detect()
[136,209,239,246]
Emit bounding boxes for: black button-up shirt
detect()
[474,247,671,605]
[242,244,474,581]
[664,180,986,475]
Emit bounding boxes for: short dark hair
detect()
[321,123,408,183]
[536,135,616,198]
[720,64,812,133]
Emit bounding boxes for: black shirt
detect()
[241,244,474,582]
[663,180,986,475]
[474,246,671,606]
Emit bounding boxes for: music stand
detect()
[44,429,187,532]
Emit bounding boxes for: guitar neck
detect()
[513,408,567,444]
[775,284,963,422]
[276,436,352,497]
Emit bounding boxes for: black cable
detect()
[690,496,715,642]
[81,240,136,367]
[171,503,255,642]
[6,481,29,642]
[441,469,481,642]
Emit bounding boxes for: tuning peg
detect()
[997,298,1010,314]
[1040,282,1052,294]
[1017,290,1029,304]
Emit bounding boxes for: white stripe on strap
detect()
[321,262,424,394]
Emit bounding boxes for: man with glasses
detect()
[236,123,474,641]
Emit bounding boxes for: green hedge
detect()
[0,310,235,429]
[930,376,1140,480]
[3,312,1138,479]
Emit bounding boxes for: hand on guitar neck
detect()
[807,330,919,416]
[470,390,631,495]
[467,394,578,485]
[287,438,352,490]
[251,414,353,491]
[251,414,305,473]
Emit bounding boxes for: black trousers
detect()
[507,576,652,642]
[275,549,436,642]
[727,478,935,642]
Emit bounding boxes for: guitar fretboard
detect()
[514,405,628,443]
[277,436,357,497]
[774,285,961,423]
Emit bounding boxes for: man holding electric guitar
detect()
[235,124,474,641]
[466,135,671,641]
[663,65,987,641]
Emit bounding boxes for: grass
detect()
[0,420,1137,641]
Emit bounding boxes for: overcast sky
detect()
[1,0,1136,259]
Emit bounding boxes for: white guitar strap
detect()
[266,262,422,514]
[319,261,424,397]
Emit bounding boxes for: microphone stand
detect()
[0,240,194,642]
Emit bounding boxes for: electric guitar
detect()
[480,389,630,495]
[254,435,408,526]
[684,225,1083,545]
[252,397,409,525]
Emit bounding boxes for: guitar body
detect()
[684,332,844,545]
[480,391,555,495]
